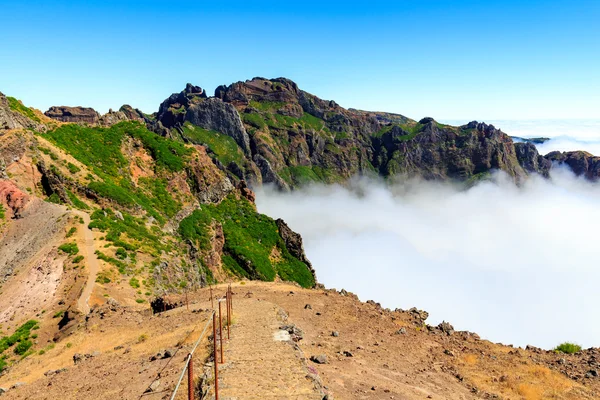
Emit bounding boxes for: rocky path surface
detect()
[75,211,99,315]
[216,296,323,399]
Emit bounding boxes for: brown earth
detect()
[1,282,597,399]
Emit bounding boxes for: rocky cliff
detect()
[146,77,590,188]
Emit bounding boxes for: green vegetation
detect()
[43,121,190,178]
[180,194,314,288]
[0,204,5,220]
[89,208,163,255]
[66,227,77,238]
[181,123,245,166]
[66,162,81,174]
[0,320,39,370]
[14,340,33,356]
[58,242,79,255]
[95,272,111,284]
[66,190,89,210]
[95,250,128,274]
[53,310,65,318]
[554,342,582,354]
[373,123,423,140]
[42,122,186,223]
[248,100,286,111]
[7,96,40,122]
[242,112,267,130]
[116,247,128,259]
[38,146,58,160]
[129,277,140,288]
[72,255,84,264]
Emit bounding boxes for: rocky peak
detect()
[45,106,100,124]
[215,77,300,106]
[118,105,147,122]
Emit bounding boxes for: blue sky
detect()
[0,0,598,120]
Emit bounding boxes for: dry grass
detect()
[462,359,579,400]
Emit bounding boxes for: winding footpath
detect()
[75,211,100,315]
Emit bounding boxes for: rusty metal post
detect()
[187,353,194,400]
[219,301,224,363]
[226,291,230,340]
[212,312,219,400]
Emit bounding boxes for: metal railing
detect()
[168,284,233,400]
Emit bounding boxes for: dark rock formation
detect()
[37,160,71,204]
[156,83,207,128]
[276,218,316,283]
[45,106,99,124]
[515,142,551,177]
[119,105,147,122]
[185,98,250,154]
[546,151,600,180]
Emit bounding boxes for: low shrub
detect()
[554,342,581,354]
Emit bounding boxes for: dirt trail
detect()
[217,297,323,399]
[75,211,99,315]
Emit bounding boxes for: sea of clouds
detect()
[256,120,600,349]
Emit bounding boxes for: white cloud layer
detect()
[256,168,600,349]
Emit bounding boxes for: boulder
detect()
[310,354,329,364]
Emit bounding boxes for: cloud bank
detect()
[256,169,600,349]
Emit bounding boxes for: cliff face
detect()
[545,151,600,180]
[151,77,570,188]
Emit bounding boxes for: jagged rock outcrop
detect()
[156,83,207,128]
[276,218,316,282]
[45,106,99,124]
[373,120,527,180]
[546,151,600,180]
[186,98,251,154]
[515,142,552,177]
[157,85,250,154]
[99,108,129,126]
[36,160,71,204]
[253,154,290,191]
[119,105,147,122]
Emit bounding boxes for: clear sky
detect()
[0,0,598,120]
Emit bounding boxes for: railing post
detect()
[213,312,219,400]
[219,300,224,363]
[187,353,194,400]
[226,291,230,340]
